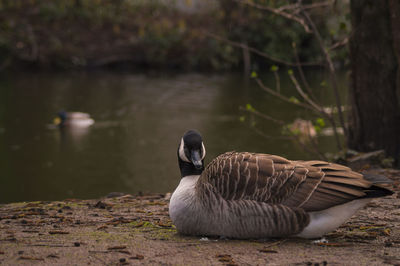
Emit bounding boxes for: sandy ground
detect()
[0,169,399,266]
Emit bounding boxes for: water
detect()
[0,71,345,203]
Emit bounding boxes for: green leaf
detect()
[288,69,294,75]
[315,118,325,127]
[239,116,245,122]
[289,96,299,104]
[270,65,279,72]
[251,71,258,78]
[314,125,321,133]
[320,80,327,87]
[245,103,255,111]
[339,22,347,31]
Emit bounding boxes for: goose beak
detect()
[191,150,203,169]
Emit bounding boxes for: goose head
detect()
[177,130,206,177]
[53,111,67,127]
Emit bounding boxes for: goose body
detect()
[169,130,393,239]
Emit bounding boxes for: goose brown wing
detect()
[198,152,372,211]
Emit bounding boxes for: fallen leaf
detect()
[157,221,172,227]
[216,254,233,263]
[383,228,391,236]
[97,225,108,230]
[19,256,44,261]
[130,254,144,260]
[134,221,144,227]
[108,246,126,250]
[258,249,278,253]
[49,231,69,235]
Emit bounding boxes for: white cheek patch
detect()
[201,142,206,160]
[179,138,191,163]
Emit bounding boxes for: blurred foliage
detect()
[0,0,350,70]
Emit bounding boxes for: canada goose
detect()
[53,111,94,128]
[169,130,393,239]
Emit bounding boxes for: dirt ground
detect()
[0,168,400,266]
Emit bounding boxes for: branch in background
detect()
[259,70,343,150]
[255,78,318,113]
[240,92,330,159]
[272,71,281,93]
[233,0,312,33]
[239,106,285,125]
[289,1,333,14]
[301,9,348,141]
[292,42,317,102]
[242,112,326,159]
[203,31,322,67]
[288,73,323,113]
[329,37,349,51]
[289,73,343,150]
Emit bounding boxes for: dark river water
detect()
[0,71,346,203]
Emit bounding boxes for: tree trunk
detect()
[348,0,400,164]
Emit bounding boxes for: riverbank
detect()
[0,168,399,265]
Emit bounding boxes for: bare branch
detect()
[239,106,285,125]
[203,31,322,67]
[288,73,324,113]
[328,37,349,51]
[290,73,343,150]
[273,71,281,93]
[255,78,318,113]
[292,42,318,102]
[234,0,312,33]
[301,9,348,140]
[288,72,343,150]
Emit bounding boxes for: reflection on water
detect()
[0,71,344,203]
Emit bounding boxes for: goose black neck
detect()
[178,157,204,177]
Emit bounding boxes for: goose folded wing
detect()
[200,152,372,212]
